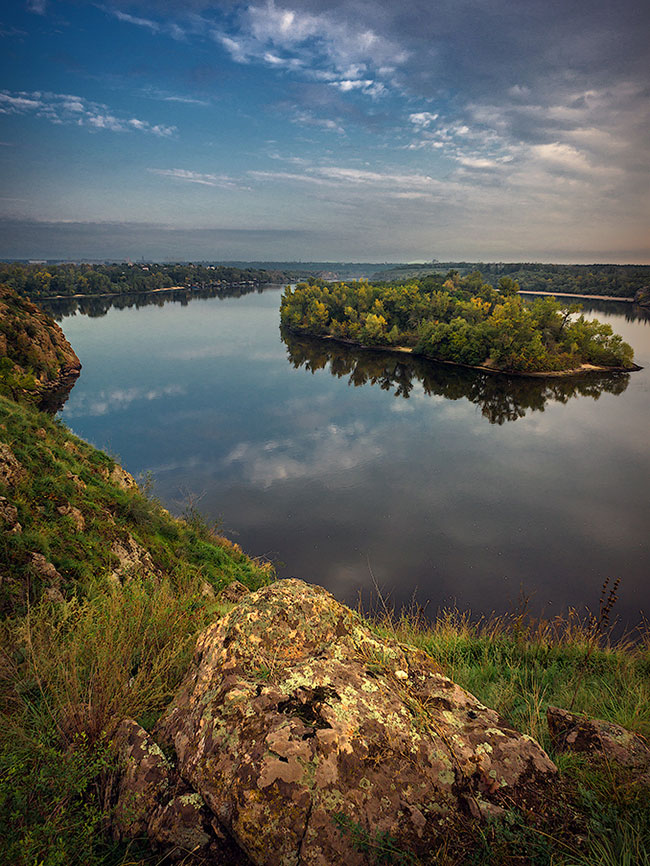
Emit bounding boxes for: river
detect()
[46,288,650,633]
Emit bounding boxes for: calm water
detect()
[49,289,650,630]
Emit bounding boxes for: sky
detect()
[1,0,648,263]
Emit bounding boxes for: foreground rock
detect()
[130,580,559,865]
[548,705,650,784]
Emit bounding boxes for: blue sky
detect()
[1,0,648,262]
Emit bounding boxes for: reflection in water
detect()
[282,329,631,425]
[42,283,282,321]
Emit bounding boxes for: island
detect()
[280,271,638,376]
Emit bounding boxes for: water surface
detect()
[51,289,650,630]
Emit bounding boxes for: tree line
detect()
[280,271,635,373]
[0,262,275,299]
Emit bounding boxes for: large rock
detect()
[155,580,557,866]
[547,705,650,784]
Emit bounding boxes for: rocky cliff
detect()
[0,284,81,409]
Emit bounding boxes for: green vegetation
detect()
[280,272,635,373]
[371,261,650,300]
[0,261,277,300]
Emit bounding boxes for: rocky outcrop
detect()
[0,443,25,488]
[110,533,158,584]
[547,705,650,784]
[0,284,81,410]
[109,580,558,865]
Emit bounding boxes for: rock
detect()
[0,444,25,488]
[66,471,86,490]
[111,464,138,491]
[113,719,251,862]
[57,504,85,532]
[547,705,650,783]
[0,496,21,533]
[155,580,558,866]
[217,579,250,604]
[113,719,174,840]
[29,552,62,585]
[110,533,157,583]
[201,581,217,600]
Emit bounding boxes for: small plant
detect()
[568,577,620,711]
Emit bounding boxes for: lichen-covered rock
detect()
[113,719,252,862]
[113,719,174,839]
[156,580,557,866]
[110,534,157,583]
[547,705,650,784]
[0,443,25,488]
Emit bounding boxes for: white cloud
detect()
[212,0,408,99]
[148,168,245,189]
[26,0,46,14]
[409,111,438,127]
[0,89,176,137]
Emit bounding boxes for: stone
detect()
[113,719,174,840]
[547,705,650,784]
[29,552,62,585]
[110,534,156,583]
[155,580,558,866]
[0,444,25,488]
[217,579,250,604]
[111,464,138,491]
[0,496,21,533]
[57,504,85,532]
[113,719,252,862]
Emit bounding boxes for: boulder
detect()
[155,580,557,866]
[547,705,650,784]
[29,552,63,585]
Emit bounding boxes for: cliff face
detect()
[0,284,81,410]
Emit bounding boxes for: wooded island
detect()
[280,271,636,374]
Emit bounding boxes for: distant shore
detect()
[518,290,634,302]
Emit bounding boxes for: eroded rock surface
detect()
[548,705,650,784]
[110,533,157,583]
[154,580,557,866]
[0,444,25,488]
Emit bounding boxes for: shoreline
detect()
[35,282,266,301]
[297,331,642,378]
[518,290,635,302]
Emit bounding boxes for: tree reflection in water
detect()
[282,329,630,425]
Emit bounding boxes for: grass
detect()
[1,393,648,865]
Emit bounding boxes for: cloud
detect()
[0,89,176,136]
[211,0,408,98]
[148,168,246,188]
[409,111,438,128]
[26,0,46,14]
